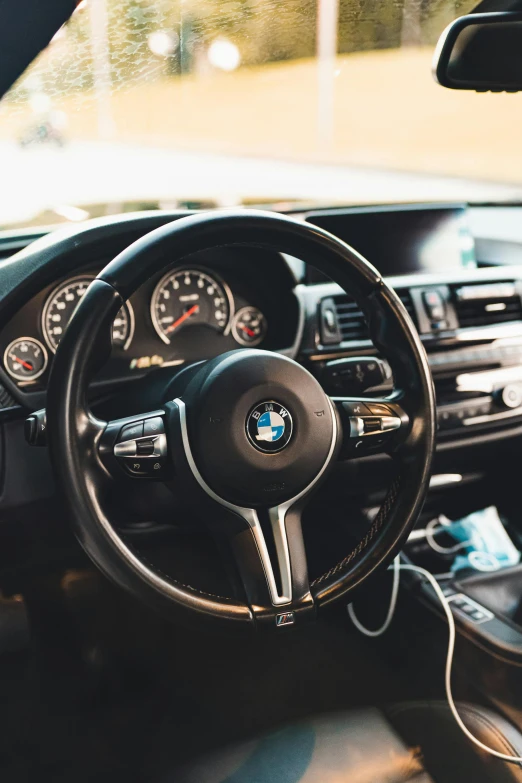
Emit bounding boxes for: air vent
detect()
[397,289,417,326]
[452,282,522,328]
[332,295,370,342]
[331,288,416,343]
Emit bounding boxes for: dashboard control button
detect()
[341,401,372,417]
[121,454,166,476]
[143,416,164,436]
[120,421,143,441]
[121,457,149,476]
[123,456,166,476]
[367,403,392,416]
[113,439,138,457]
[136,438,155,456]
[24,408,47,446]
[113,431,168,478]
[322,357,391,395]
[363,417,381,433]
[423,289,446,322]
[380,415,402,432]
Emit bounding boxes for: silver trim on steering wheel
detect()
[174,396,338,607]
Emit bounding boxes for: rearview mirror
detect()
[433,12,522,92]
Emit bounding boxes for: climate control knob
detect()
[500,384,522,410]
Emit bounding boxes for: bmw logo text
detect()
[246,401,293,453]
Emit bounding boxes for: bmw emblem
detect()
[246,401,293,453]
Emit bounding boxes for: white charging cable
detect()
[348,555,401,637]
[348,560,522,764]
[425,515,472,555]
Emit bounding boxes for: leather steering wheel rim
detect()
[46,209,436,628]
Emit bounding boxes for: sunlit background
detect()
[1,0,522,229]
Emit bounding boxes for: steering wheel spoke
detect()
[218,500,314,628]
[98,410,171,480]
[333,396,409,458]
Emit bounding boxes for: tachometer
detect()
[42,275,134,353]
[151,268,233,344]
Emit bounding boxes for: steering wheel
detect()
[46,210,435,630]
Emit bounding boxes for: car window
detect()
[1,0,519,229]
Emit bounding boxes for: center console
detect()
[300,205,522,449]
[403,506,522,713]
[303,267,522,447]
[300,204,522,712]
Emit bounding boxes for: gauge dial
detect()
[4,337,48,382]
[42,276,134,353]
[232,306,267,347]
[151,268,233,344]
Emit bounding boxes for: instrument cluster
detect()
[0,249,298,391]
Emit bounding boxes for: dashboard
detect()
[0,243,299,395]
[2,201,522,567]
[3,202,522,455]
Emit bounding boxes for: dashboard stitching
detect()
[310,476,402,586]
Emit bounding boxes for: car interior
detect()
[6,1,522,781]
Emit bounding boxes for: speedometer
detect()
[151,268,233,344]
[42,275,134,353]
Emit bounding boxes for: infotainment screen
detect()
[306,204,476,277]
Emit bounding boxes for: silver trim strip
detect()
[463,405,522,427]
[429,473,463,488]
[454,282,517,301]
[457,365,522,394]
[174,396,338,607]
[455,323,522,342]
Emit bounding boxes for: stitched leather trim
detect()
[311,475,402,587]
[120,532,233,602]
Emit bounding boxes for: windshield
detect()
[1,0,520,229]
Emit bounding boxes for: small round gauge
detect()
[232,306,267,347]
[4,337,48,382]
[151,267,233,344]
[42,275,134,353]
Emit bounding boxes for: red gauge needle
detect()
[239,324,256,338]
[165,304,200,334]
[12,356,33,370]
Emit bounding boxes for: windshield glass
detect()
[1,0,520,229]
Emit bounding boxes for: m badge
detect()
[276,612,295,627]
